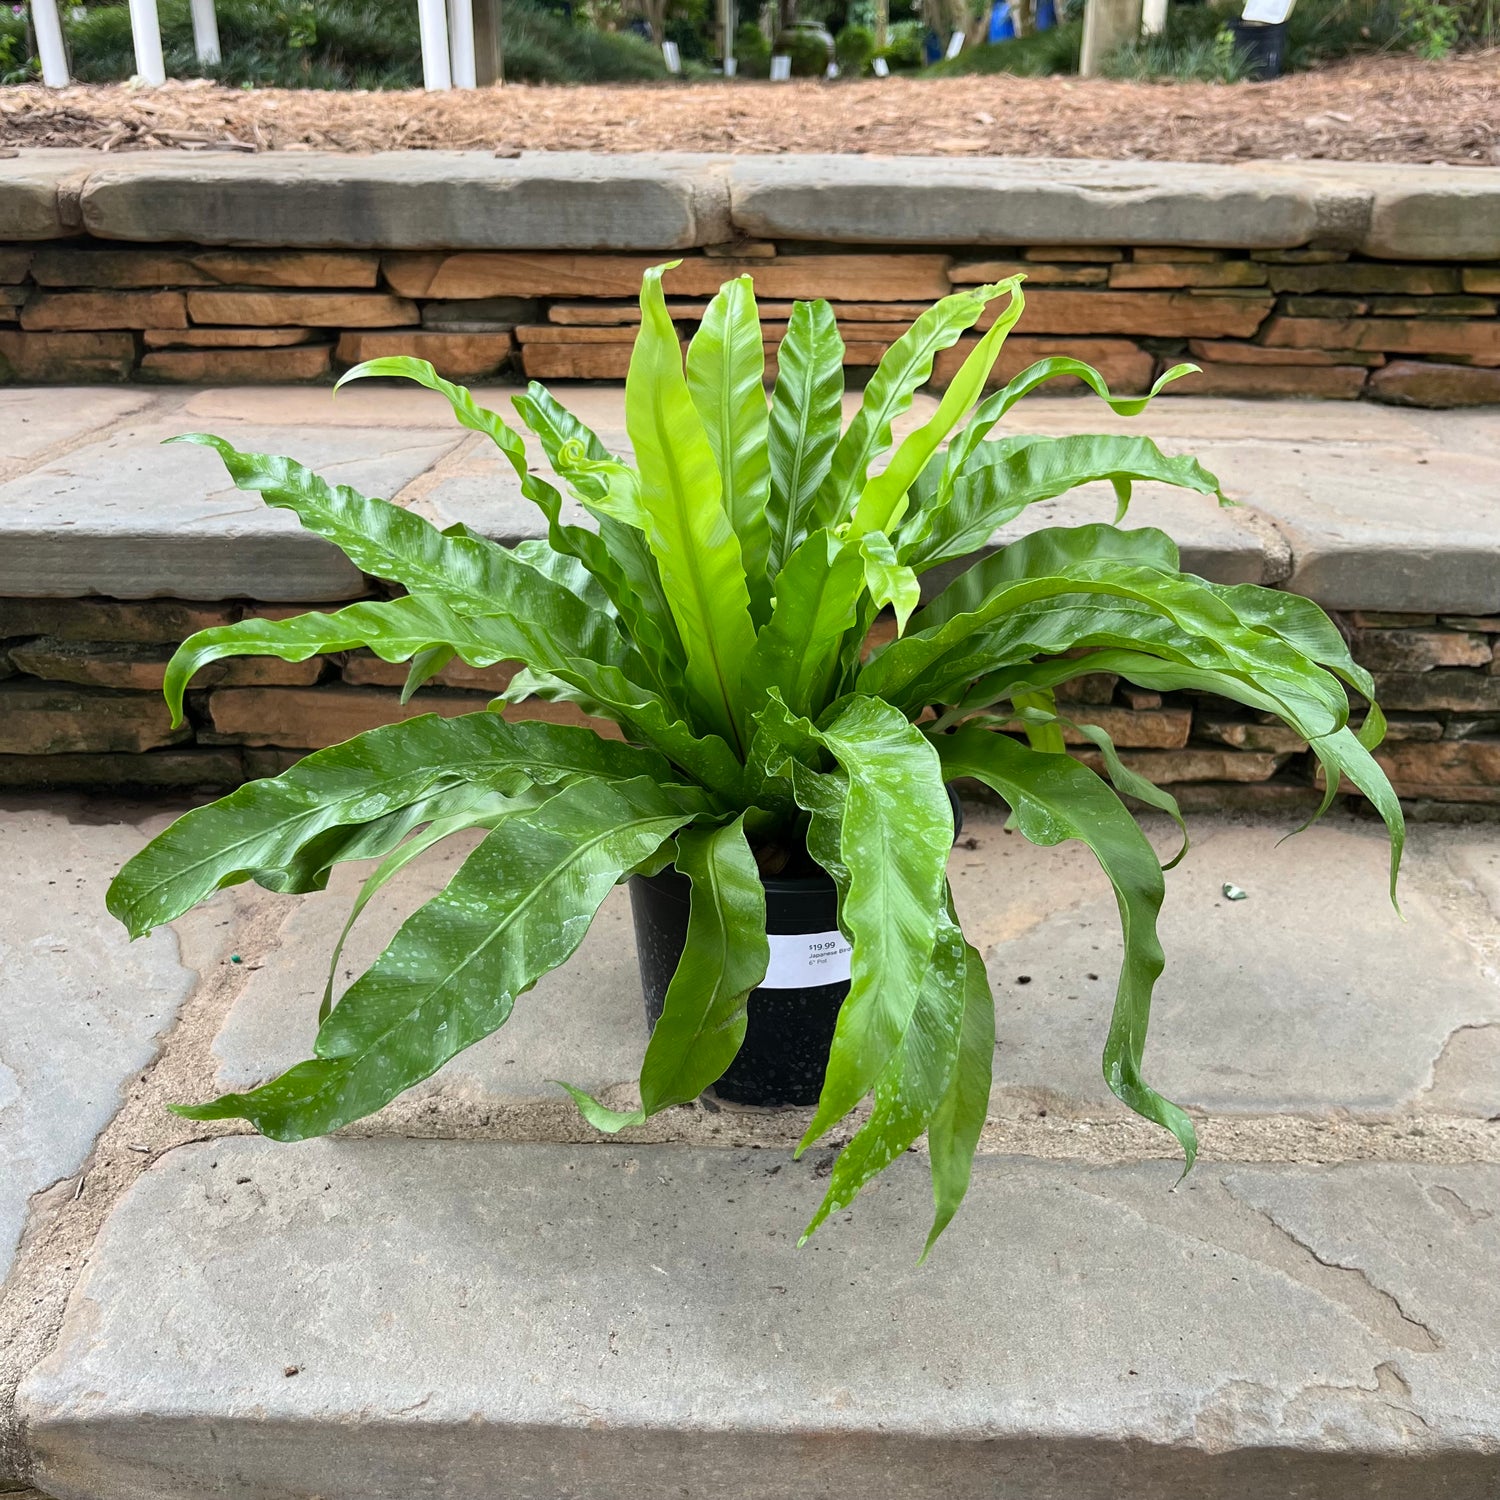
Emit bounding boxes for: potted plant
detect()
[109,266,1402,1254]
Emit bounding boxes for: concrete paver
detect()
[17,1137,1500,1500]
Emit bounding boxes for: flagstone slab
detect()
[963,817,1500,1119]
[0,802,195,1286]
[74,151,732,251]
[18,1138,1500,1500]
[0,419,459,600]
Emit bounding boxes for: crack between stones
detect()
[1069,1172,1442,1354]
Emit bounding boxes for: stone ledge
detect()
[727,156,1325,248]
[75,152,733,251]
[3,151,1498,259]
[18,1138,1500,1500]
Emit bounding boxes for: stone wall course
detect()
[20,290,187,331]
[139,345,335,383]
[29,247,381,289]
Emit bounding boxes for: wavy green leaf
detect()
[857,531,921,634]
[922,929,995,1259]
[174,434,632,673]
[318,785,532,1023]
[742,530,867,722]
[786,697,954,1152]
[108,713,679,939]
[766,299,846,574]
[627,263,759,753]
[850,279,1024,540]
[172,776,704,1140]
[811,285,1003,527]
[800,902,967,1244]
[688,277,774,626]
[903,433,1225,573]
[939,357,1202,491]
[562,815,769,1131]
[936,726,1196,1168]
[338,358,682,696]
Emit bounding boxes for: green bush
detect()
[734,18,771,76]
[8,0,672,88]
[876,17,925,68]
[776,22,833,76]
[834,21,876,74]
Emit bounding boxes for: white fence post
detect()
[417,0,453,89]
[127,0,167,83]
[189,0,221,63]
[447,0,476,87]
[31,0,70,86]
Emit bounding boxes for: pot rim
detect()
[633,865,835,904]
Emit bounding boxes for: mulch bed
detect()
[2,51,1498,162]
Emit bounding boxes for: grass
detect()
[2,0,674,87]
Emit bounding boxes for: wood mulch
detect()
[1,51,1497,163]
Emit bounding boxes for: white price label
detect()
[761,930,852,989]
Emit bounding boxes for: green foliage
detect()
[777,22,833,74]
[1402,0,1461,55]
[877,17,926,68]
[734,18,771,74]
[834,21,877,73]
[20,0,670,88]
[926,19,1081,76]
[113,269,1403,1253]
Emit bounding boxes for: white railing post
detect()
[418,0,453,89]
[31,0,71,86]
[127,0,167,83]
[447,0,476,87]
[189,0,222,63]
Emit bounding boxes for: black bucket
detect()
[1228,18,1286,81]
[628,789,964,1107]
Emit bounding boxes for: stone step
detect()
[18,1137,1500,1500]
[2,387,1499,612]
[3,798,1500,1495]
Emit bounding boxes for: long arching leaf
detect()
[107,714,681,938]
[171,776,705,1140]
[935,726,1197,1169]
[903,433,1225,573]
[627,263,759,753]
[850,278,1024,541]
[810,285,1005,527]
[688,277,774,626]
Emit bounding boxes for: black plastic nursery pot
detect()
[1228,18,1287,80]
[629,789,963,1107]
